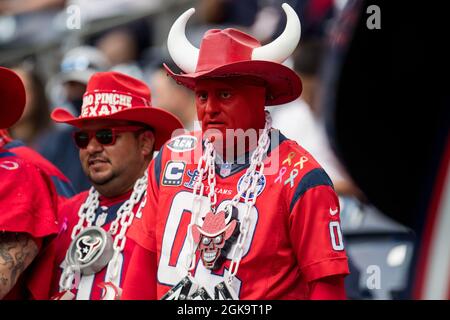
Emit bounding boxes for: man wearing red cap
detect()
[123,4,349,300]
[27,71,183,300]
[0,67,60,299]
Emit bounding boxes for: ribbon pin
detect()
[294,156,309,169]
[284,169,299,188]
[275,167,287,183]
[282,152,296,166]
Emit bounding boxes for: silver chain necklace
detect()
[163,112,272,300]
[58,172,148,299]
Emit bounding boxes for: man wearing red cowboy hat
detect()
[123,4,349,300]
[0,67,60,300]
[26,71,183,300]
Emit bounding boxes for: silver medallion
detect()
[66,226,114,275]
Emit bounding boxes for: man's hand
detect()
[0,232,38,299]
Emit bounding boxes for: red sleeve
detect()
[127,158,159,252]
[290,185,350,282]
[121,244,157,300]
[26,194,86,300]
[309,275,347,300]
[0,158,59,238]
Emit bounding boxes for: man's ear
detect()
[140,130,155,158]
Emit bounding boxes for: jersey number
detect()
[158,191,258,295]
[329,221,344,251]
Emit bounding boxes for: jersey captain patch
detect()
[162,161,186,186]
[167,135,198,152]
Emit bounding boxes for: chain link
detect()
[59,264,81,292]
[60,171,148,292]
[185,140,217,272]
[71,187,99,239]
[227,112,272,282]
[186,112,272,284]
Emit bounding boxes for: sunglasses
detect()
[73,126,145,149]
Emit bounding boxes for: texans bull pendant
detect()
[66,226,114,275]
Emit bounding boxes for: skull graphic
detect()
[192,211,237,269]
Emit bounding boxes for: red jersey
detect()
[0,130,75,200]
[129,131,350,299]
[28,189,145,300]
[0,147,59,299]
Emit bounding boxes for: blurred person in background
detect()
[52,46,111,115]
[7,62,51,147]
[0,0,65,15]
[95,28,139,68]
[0,62,75,202]
[187,0,259,47]
[149,61,198,132]
[35,46,111,193]
[91,19,153,80]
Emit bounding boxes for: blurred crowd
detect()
[0,0,448,300]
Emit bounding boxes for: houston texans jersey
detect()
[0,130,75,201]
[4,140,75,200]
[0,147,59,299]
[129,130,350,299]
[27,190,145,300]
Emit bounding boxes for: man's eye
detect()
[197,93,207,101]
[220,92,231,99]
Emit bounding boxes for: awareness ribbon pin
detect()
[294,156,308,169]
[282,152,296,166]
[284,169,299,188]
[275,167,287,183]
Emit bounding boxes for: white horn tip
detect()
[167,7,199,74]
[281,3,296,15]
[178,8,196,22]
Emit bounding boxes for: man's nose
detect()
[85,136,104,153]
[205,95,220,116]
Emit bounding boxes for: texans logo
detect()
[76,235,102,263]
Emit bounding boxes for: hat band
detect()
[80,90,151,119]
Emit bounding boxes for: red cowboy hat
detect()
[51,71,183,149]
[0,67,26,129]
[164,4,302,106]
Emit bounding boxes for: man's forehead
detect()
[195,78,235,90]
[78,119,133,130]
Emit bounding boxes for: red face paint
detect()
[194,77,266,155]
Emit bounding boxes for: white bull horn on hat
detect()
[167,3,301,73]
[252,3,301,63]
[167,7,199,74]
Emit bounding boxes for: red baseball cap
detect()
[51,71,183,149]
[0,67,26,129]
